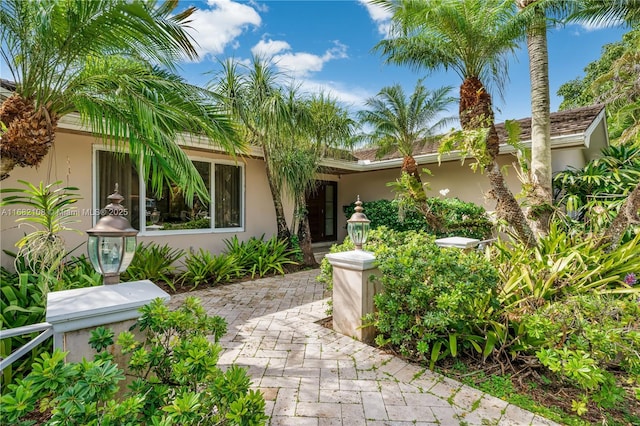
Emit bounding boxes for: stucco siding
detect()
[0,131,284,270]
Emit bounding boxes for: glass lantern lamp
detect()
[347,195,370,250]
[86,184,138,284]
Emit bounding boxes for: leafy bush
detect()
[180,249,242,289]
[554,145,640,239]
[223,234,300,278]
[343,197,492,239]
[522,294,640,414]
[0,267,49,392]
[369,230,500,367]
[123,242,185,290]
[320,228,500,367]
[493,224,640,315]
[0,297,268,425]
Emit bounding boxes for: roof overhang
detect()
[320,109,609,173]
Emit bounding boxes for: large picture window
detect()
[95,150,243,233]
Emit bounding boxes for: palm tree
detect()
[358,80,455,180]
[279,92,355,266]
[211,57,296,240]
[0,0,244,204]
[374,0,535,245]
[569,0,640,26]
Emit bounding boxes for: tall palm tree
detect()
[211,57,296,240]
[358,80,455,180]
[279,93,355,266]
[374,0,535,245]
[569,0,640,26]
[0,0,243,204]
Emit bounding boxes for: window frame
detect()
[92,146,245,236]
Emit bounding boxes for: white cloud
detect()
[251,39,291,57]
[250,39,348,78]
[297,79,372,111]
[186,0,261,61]
[358,0,392,35]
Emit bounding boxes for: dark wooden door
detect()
[306,181,337,242]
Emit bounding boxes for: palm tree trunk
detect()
[522,1,553,236]
[599,181,640,250]
[262,146,291,240]
[459,77,535,245]
[0,94,57,180]
[297,197,318,267]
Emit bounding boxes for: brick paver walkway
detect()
[169,269,559,426]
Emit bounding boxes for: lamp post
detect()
[347,195,370,250]
[86,184,138,284]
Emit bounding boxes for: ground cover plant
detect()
[0,297,268,425]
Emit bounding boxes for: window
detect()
[95,150,243,233]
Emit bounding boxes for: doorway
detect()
[306,181,337,242]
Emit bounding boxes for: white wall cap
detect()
[325,250,377,271]
[46,280,170,333]
[434,236,480,249]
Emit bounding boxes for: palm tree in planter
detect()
[374,0,536,245]
[358,80,455,230]
[0,0,243,204]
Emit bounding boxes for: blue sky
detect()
[178,0,626,123]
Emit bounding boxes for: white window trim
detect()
[92,145,245,236]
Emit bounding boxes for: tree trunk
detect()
[0,93,57,180]
[523,2,553,236]
[297,198,318,267]
[262,146,291,241]
[599,181,640,250]
[459,77,535,245]
[402,155,421,180]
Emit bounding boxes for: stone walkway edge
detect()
[169,269,560,426]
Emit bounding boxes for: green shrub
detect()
[0,297,268,425]
[0,267,49,392]
[223,234,300,278]
[332,228,501,367]
[521,294,639,415]
[343,198,492,239]
[180,249,242,289]
[493,225,640,315]
[123,242,185,290]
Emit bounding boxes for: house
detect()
[0,96,608,269]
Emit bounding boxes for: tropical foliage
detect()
[0,297,268,425]
[373,0,535,245]
[0,0,243,204]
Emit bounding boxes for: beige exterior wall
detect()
[335,156,525,242]
[0,131,290,270]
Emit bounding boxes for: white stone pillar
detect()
[326,250,380,343]
[46,280,170,363]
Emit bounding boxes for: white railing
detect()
[0,322,53,371]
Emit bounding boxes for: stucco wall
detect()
[335,155,526,242]
[0,131,287,270]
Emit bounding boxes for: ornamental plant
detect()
[0,297,268,425]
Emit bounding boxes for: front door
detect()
[306,181,337,242]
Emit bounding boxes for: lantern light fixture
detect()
[347,195,370,250]
[86,184,138,284]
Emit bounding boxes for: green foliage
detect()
[494,225,640,315]
[1,252,105,391]
[223,234,300,278]
[180,249,242,289]
[357,229,500,368]
[0,297,268,425]
[343,197,492,239]
[0,267,49,392]
[0,180,81,276]
[554,145,640,237]
[161,217,211,230]
[123,242,185,290]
